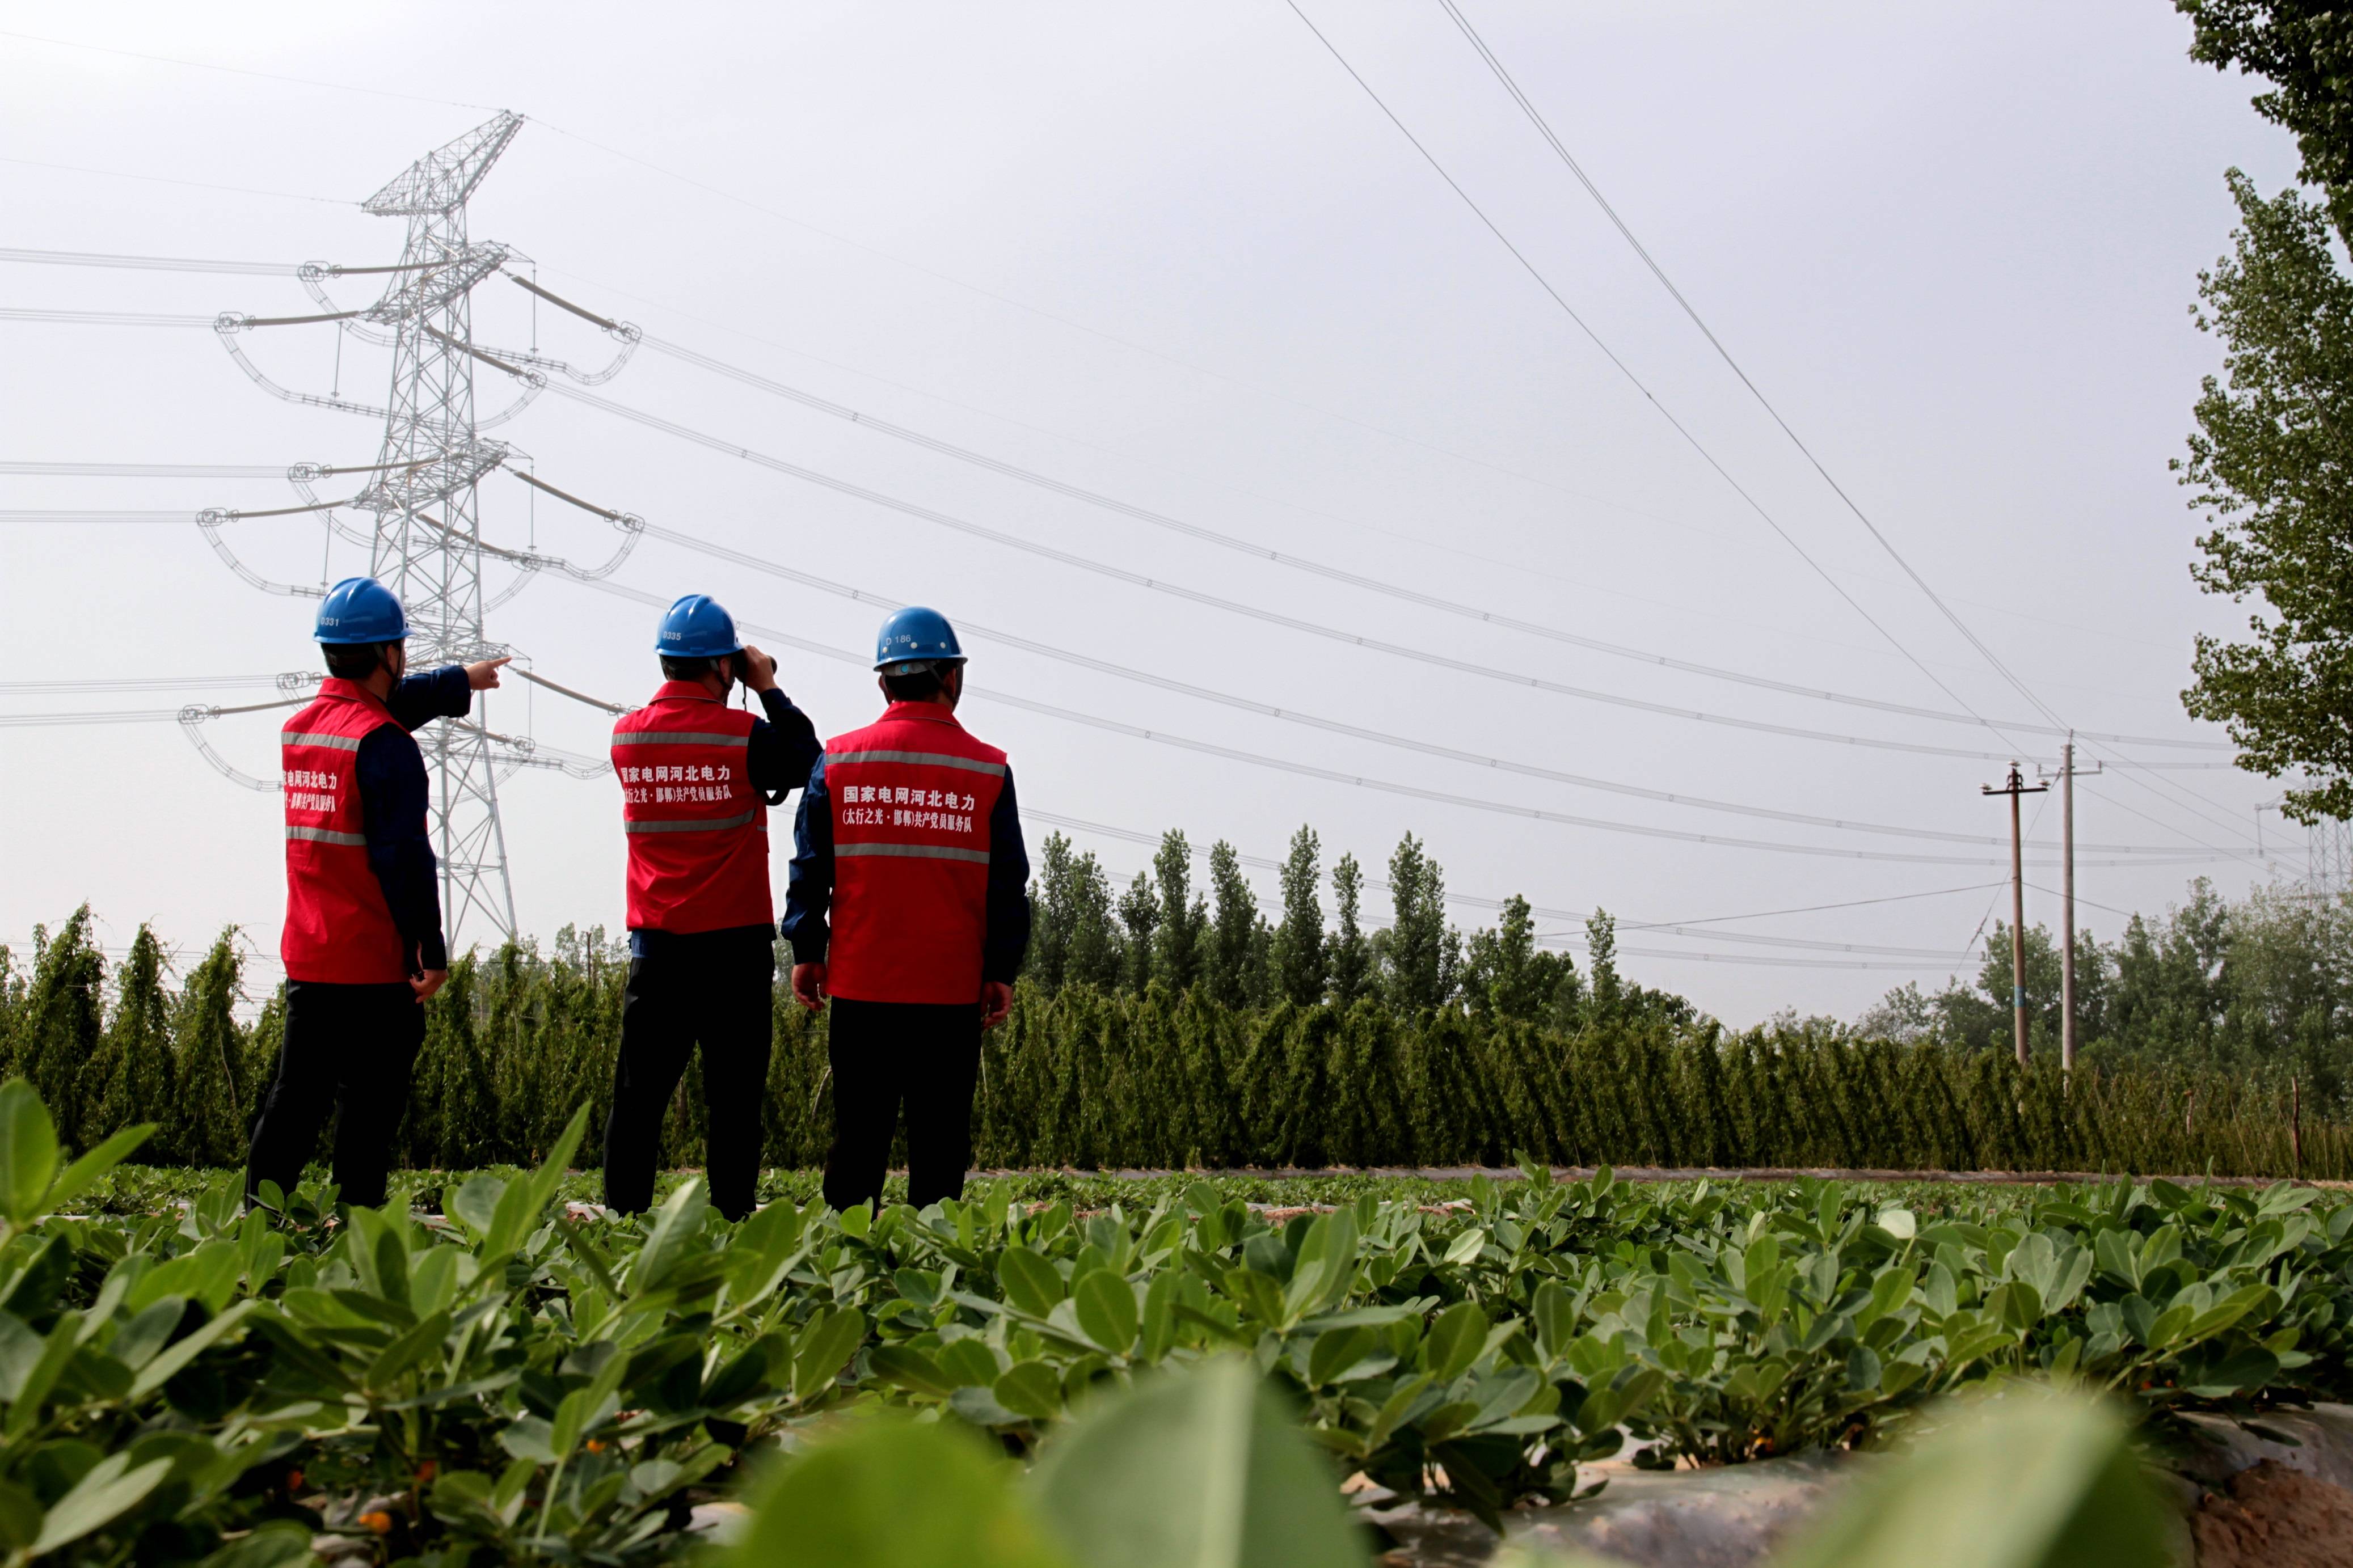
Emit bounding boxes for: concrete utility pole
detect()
[2039,739,2099,1076]
[1983,762,2048,1067]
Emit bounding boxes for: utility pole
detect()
[2038,739,2099,1076]
[1983,762,2048,1067]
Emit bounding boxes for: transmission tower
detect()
[349,113,525,941]
[2312,819,2353,899]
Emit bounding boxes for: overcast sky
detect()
[0,1,2313,1023]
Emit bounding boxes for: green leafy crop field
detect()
[1,1068,2346,1563]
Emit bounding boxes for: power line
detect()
[614,501,2207,856]
[1278,0,2035,764]
[0,462,292,477]
[5,277,2230,755]
[0,246,297,276]
[540,382,2052,764]
[1421,3,2275,864]
[629,323,2226,751]
[536,564,2221,871]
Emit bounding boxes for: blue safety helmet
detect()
[873,606,965,674]
[655,594,743,658]
[314,577,409,644]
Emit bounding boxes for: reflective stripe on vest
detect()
[825,748,1006,776]
[280,679,412,985]
[837,841,989,864]
[623,809,760,834]
[822,703,1009,1004]
[612,682,771,933]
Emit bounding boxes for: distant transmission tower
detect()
[200,113,532,943]
[2312,819,2353,899]
[349,113,525,941]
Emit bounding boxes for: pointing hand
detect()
[465,657,512,691]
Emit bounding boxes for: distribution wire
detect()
[0,253,2244,756]
[620,315,2224,751]
[604,489,2213,856]
[97,663,1976,970]
[1278,1,2038,767]
[1413,2,2275,859]
[532,563,2221,871]
[537,380,2056,766]
[0,242,2237,666]
[1287,3,2271,868]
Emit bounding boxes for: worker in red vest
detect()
[782,606,1031,1214]
[603,594,821,1221]
[246,576,508,1210]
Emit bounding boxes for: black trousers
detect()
[822,997,982,1215]
[245,980,424,1211]
[602,937,774,1221]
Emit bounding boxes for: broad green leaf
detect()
[486,1104,590,1256]
[998,1246,1065,1318]
[1773,1388,2167,1568]
[1308,1326,1377,1388]
[714,1410,1062,1568]
[0,1083,59,1228]
[631,1178,709,1295]
[1073,1270,1139,1355]
[448,1174,507,1239]
[1028,1358,1363,1568]
[29,1451,172,1555]
[792,1306,868,1404]
[994,1360,1063,1421]
[1424,1301,1487,1383]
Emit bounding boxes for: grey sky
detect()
[0,1,2309,1022]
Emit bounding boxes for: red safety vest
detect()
[281,679,411,985]
[823,703,1007,1005]
[612,682,771,933]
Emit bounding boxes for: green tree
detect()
[2178,172,2353,822]
[1272,827,1326,1007]
[8,908,104,1146]
[1462,894,1557,1022]
[2179,2,2353,237]
[1584,909,1624,1025]
[1327,853,1372,1007]
[1027,833,1120,993]
[1151,832,1207,994]
[1380,834,1456,1011]
[82,926,176,1153]
[1204,841,1259,1008]
[1117,871,1160,995]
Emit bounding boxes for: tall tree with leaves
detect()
[1328,853,1372,1008]
[8,908,104,1144]
[1152,831,1207,994]
[1464,894,1559,1022]
[1117,870,1160,994]
[1381,834,1457,1011]
[1027,833,1121,992]
[2179,3,2353,236]
[2177,171,2353,821]
[1274,826,1327,1006]
[1204,841,1259,1008]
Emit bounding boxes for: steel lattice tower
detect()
[355,113,525,941]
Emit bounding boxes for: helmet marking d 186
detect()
[872,605,965,673]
